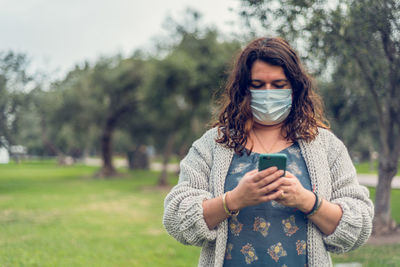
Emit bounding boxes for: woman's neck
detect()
[252,121,285,136]
[248,121,292,153]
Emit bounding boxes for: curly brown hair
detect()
[213,37,329,154]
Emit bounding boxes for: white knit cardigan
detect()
[163,127,374,267]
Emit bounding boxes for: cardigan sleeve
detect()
[163,129,218,246]
[322,134,374,253]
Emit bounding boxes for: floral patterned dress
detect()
[223,143,311,266]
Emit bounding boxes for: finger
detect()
[275,186,293,194]
[273,177,292,186]
[260,178,286,194]
[260,189,285,202]
[253,166,278,182]
[276,184,292,190]
[284,170,295,178]
[257,170,285,188]
[247,169,258,175]
[259,166,279,176]
[243,169,258,180]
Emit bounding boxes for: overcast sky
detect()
[0,0,241,78]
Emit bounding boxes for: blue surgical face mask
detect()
[250,89,292,125]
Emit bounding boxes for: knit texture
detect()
[163,127,374,267]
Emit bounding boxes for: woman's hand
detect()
[227,167,286,211]
[203,167,285,230]
[275,171,315,213]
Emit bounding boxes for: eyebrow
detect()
[251,79,289,83]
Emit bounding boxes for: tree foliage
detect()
[0,52,32,148]
[144,12,241,185]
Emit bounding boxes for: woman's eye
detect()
[274,84,286,89]
[250,83,263,88]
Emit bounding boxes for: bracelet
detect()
[222,192,239,217]
[304,192,322,217]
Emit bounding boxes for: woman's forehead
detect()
[250,60,287,80]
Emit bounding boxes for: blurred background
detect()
[0,0,399,266]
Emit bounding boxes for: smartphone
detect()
[258,153,287,176]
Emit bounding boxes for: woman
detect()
[163,37,373,266]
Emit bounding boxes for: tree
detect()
[37,56,145,175]
[12,92,44,156]
[29,87,66,161]
[145,11,241,186]
[238,0,400,234]
[89,56,145,177]
[0,52,32,148]
[26,64,98,163]
[319,70,379,162]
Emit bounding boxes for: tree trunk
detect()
[39,118,66,165]
[95,105,132,178]
[373,153,399,234]
[158,134,176,186]
[96,121,117,178]
[127,145,149,170]
[373,117,400,235]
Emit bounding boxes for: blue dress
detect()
[223,143,311,266]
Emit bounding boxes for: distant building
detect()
[10,145,27,163]
[0,146,9,164]
[10,145,27,155]
[0,136,27,164]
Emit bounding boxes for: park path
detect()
[357,174,400,189]
[83,158,400,188]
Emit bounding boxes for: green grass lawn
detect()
[355,161,400,176]
[0,161,200,267]
[0,161,399,266]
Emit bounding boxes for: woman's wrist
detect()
[298,189,316,213]
[225,190,241,211]
[222,192,239,216]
